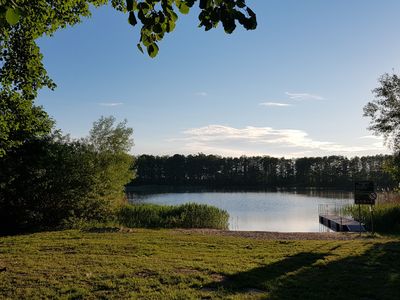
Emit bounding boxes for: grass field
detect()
[0,229,399,299]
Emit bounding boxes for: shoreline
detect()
[99,227,372,240]
[172,228,369,240]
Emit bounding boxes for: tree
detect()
[0,0,257,155]
[87,116,135,206]
[88,116,133,153]
[0,115,135,233]
[364,73,400,151]
[0,90,53,157]
[0,133,103,232]
[1,0,106,155]
[364,72,400,187]
[129,153,395,189]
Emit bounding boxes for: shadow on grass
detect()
[204,242,400,299]
[203,252,326,295]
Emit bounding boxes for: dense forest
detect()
[130,154,396,189]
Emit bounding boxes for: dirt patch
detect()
[174,268,200,276]
[135,269,158,278]
[173,229,363,240]
[83,227,121,233]
[209,273,226,282]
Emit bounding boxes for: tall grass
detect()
[377,191,400,204]
[117,203,229,230]
[344,202,400,233]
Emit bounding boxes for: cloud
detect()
[196,92,208,97]
[259,102,291,107]
[359,135,383,140]
[98,102,124,107]
[285,92,324,101]
[168,125,388,157]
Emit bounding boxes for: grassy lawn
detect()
[0,230,399,299]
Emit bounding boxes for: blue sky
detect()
[37,0,400,157]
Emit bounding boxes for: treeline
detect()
[130,154,396,189]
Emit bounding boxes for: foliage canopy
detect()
[364,73,400,152]
[0,116,134,232]
[364,73,400,187]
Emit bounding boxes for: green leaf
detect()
[167,19,176,32]
[128,11,137,26]
[236,0,246,8]
[170,11,178,22]
[147,43,159,58]
[178,3,190,14]
[5,8,20,25]
[153,23,163,34]
[126,0,134,11]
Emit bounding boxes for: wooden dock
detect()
[319,214,366,232]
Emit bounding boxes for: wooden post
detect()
[370,205,374,235]
[358,204,362,236]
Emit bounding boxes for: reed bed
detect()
[345,195,400,233]
[117,203,229,230]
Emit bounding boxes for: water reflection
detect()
[127,191,353,232]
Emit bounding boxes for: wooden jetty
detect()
[319,214,366,232]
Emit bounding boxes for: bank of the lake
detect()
[1,229,399,299]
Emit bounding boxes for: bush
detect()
[0,135,114,233]
[117,203,229,230]
[0,116,135,234]
[345,203,400,233]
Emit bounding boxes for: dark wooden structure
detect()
[319,214,365,232]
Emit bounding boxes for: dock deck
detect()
[319,214,365,232]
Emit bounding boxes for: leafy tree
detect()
[88,116,133,153]
[0,0,257,155]
[364,73,400,187]
[0,116,135,233]
[384,153,400,187]
[0,90,53,156]
[0,133,103,232]
[87,116,135,206]
[364,73,400,151]
[1,0,106,156]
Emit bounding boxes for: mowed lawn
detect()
[0,230,399,299]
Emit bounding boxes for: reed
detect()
[117,203,229,230]
[345,202,400,233]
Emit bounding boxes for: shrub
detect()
[117,203,229,230]
[0,116,135,234]
[0,136,113,233]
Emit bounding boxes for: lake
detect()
[127,191,354,232]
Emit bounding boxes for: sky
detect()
[36,0,400,158]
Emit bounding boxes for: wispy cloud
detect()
[98,102,124,107]
[285,92,324,101]
[168,125,388,157]
[259,102,291,107]
[359,135,383,140]
[358,135,386,149]
[196,92,208,97]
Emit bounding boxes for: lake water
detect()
[127,191,354,232]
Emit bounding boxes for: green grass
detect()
[0,230,399,299]
[117,203,229,230]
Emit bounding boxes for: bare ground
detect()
[172,228,370,240]
[87,227,372,240]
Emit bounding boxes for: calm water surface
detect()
[128,191,353,232]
